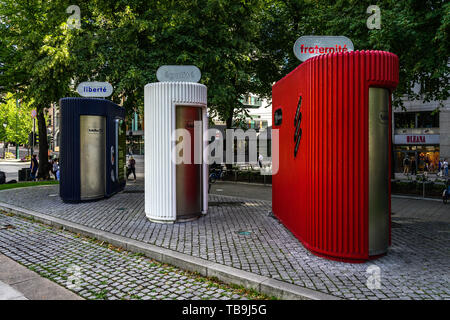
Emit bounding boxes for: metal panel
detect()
[368,87,390,256]
[272,50,398,262]
[80,115,106,200]
[176,106,202,220]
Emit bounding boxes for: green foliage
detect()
[0,0,448,130]
[257,0,449,108]
[0,180,59,191]
[0,93,34,145]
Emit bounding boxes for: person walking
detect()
[403,156,410,176]
[52,159,59,180]
[30,154,38,181]
[444,158,449,177]
[411,156,417,176]
[258,154,263,168]
[127,156,136,181]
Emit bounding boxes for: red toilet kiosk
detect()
[272,50,399,262]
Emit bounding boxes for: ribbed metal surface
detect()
[272,51,398,261]
[144,82,207,222]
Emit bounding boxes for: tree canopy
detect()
[0,0,448,142]
[0,93,34,145]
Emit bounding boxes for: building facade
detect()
[392,90,450,173]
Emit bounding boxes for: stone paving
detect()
[0,182,449,300]
[0,213,265,300]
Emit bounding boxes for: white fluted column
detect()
[144,82,208,223]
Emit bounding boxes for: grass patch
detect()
[0,180,59,191]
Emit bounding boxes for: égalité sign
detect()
[156,65,201,83]
[293,36,354,62]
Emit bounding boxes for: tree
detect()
[0,93,34,146]
[66,0,266,127]
[0,0,76,178]
[256,0,449,108]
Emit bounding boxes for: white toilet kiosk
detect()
[145,66,208,223]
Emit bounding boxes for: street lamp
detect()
[2,123,6,159]
[16,99,20,159]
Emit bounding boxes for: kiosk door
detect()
[80,115,106,200]
[368,88,390,256]
[175,106,202,221]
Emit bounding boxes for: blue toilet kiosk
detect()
[59,97,126,202]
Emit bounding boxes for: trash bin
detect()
[59,97,126,202]
[18,168,31,182]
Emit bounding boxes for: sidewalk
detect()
[0,215,268,300]
[0,253,82,300]
[0,181,448,300]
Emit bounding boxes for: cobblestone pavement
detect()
[0,183,449,300]
[0,212,267,300]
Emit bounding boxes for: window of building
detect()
[240,95,262,108]
[394,111,439,129]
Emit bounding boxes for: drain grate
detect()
[209,201,245,207]
[122,190,144,194]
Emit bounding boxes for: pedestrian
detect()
[444,158,449,177]
[30,154,38,181]
[127,156,136,181]
[403,156,410,176]
[258,154,263,168]
[52,159,59,180]
[411,157,417,176]
[423,158,428,178]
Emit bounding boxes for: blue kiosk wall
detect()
[59,97,126,202]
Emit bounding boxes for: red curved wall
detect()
[272,50,399,262]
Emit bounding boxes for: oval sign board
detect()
[156,65,201,83]
[31,109,37,118]
[293,36,354,62]
[76,82,113,97]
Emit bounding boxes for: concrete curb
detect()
[0,201,340,300]
[391,194,442,202]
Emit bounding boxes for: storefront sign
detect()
[293,36,354,62]
[76,82,113,97]
[156,65,201,83]
[394,134,440,145]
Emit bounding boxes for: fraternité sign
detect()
[293,36,354,62]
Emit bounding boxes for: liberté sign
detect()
[156,65,201,83]
[293,36,354,62]
[76,82,113,97]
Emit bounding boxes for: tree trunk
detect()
[37,109,50,180]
